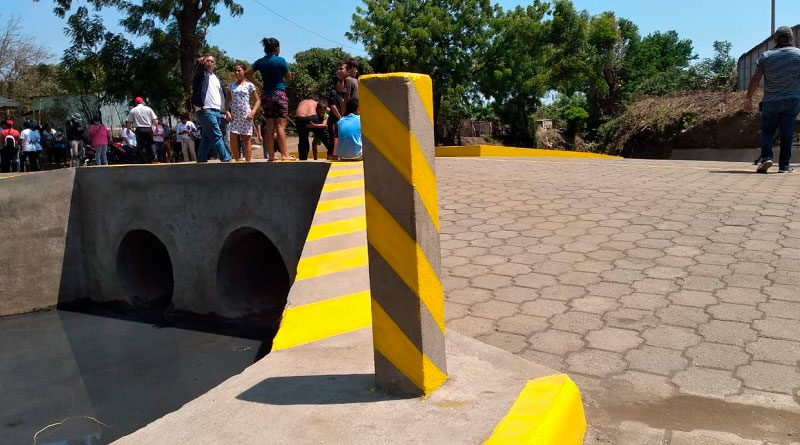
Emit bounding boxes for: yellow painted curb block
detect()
[486,373,586,445]
[272,290,372,351]
[436,145,620,159]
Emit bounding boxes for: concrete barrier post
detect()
[359,73,447,396]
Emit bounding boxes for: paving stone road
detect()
[436,157,800,444]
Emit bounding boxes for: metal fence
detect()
[737,24,800,90]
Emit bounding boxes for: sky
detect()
[15,0,800,66]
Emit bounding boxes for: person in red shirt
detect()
[1,119,21,172]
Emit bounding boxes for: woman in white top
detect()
[20,121,41,171]
[225,63,260,161]
[152,119,166,162]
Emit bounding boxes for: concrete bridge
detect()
[0,163,328,328]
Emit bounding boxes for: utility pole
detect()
[771,0,776,34]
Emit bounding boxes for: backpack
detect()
[4,133,15,150]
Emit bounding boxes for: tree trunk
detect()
[175,7,202,114]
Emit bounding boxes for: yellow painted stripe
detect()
[272,290,372,351]
[371,300,447,394]
[360,83,440,230]
[315,194,365,213]
[295,245,368,281]
[486,374,586,445]
[365,192,444,332]
[0,174,23,180]
[305,215,366,242]
[322,179,364,193]
[436,145,620,159]
[327,167,363,178]
[360,73,434,124]
[330,160,363,167]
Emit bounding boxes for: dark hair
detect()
[92,116,102,124]
[345,97,359,115]
[22,121,30,129]
[346,58,359,71]
[316,99,328,108]
[233,62,247,71]
[262,38,280,55]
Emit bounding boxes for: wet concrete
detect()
[0,309,269,444]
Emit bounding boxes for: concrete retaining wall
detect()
[0,170,76,316]
[0,163,329,319]
[737,25,800,90]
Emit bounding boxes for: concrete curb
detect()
[436,144,620,159]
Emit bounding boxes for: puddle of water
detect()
[0,309,268,444]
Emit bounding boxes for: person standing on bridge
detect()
[192,54,233,163]
[745,26,800,174]
[127,97,158,164]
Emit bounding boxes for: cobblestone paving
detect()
[437,158,800,444]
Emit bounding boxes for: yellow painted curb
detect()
[322,179,365,193]
[436,145,620,159]
[272,290,372,351]
[305,215,366,242]
[486,373,586,445]
[314,194,365,213]
[295,245,368,281]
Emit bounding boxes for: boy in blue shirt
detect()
[336,97,362,161]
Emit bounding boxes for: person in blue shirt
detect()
[745,26,800,173]
[246,37,294,161]
[336,97,362,161]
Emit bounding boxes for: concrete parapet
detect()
[360,73,447,396]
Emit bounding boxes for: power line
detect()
[248,0,367,54]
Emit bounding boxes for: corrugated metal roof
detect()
[0,96,19,107]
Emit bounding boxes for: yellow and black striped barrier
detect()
[360,73,447,396]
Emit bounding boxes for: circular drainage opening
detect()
[216,227,290,324]
[116,230,174,308]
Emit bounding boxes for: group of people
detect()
[0,119,78,172]
[191,37,362,163]
[1,36,364,171]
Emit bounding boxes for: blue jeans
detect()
[197,109,232,162]
[94,144,108,165]
[760,97,800,169]
[153,141,164,162]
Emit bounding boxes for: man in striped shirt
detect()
[745,26,800,173]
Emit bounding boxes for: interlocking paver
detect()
[566,349,626,377]
[642,325,701,350]
[529,330,584,355]
[586,327,643,352]
[671,367,742,398]
[698,320,758,346]
[625,346,687,376]
[685,342,749,370]
[435,158,800,442]
[736,361,800,394]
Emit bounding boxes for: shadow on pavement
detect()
[237,374,414,405]
[708,170,760,174]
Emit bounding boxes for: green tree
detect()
[285,47,372,115]
[478,2,551,146]
[36,0,243,109]
[348,0,496,143]
[692,40,736,89]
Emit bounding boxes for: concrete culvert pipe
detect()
[216,227,290,325]
[116,229,174,308]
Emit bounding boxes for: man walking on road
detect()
[127,97,158,164]
[192,55,232,163]
[745,26,800,174]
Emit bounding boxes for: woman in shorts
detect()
[247,37,293,161]
[226,63,260,162]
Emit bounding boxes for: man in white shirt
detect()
[20,121,42,171]
[121,121,137,163]
[126,96,158,164]
[175,114,197,162]
[191,55,232,162]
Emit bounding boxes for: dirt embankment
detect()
[601,90,779,158]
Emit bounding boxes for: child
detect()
[311,101,330,160]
